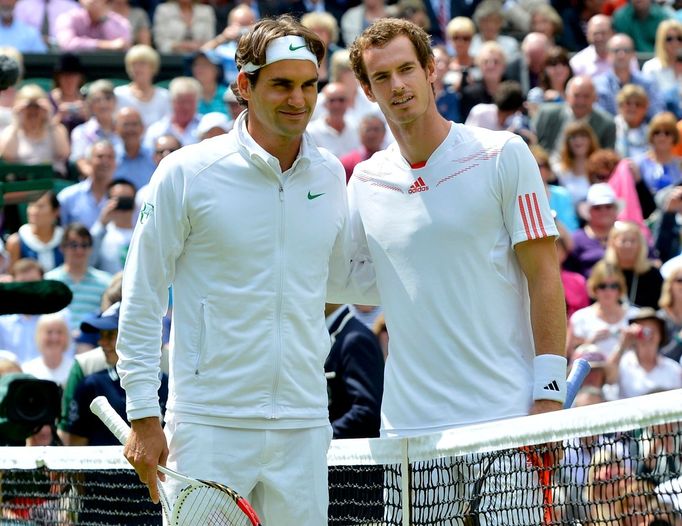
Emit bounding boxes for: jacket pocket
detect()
[194,298,207,375]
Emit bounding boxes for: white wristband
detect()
[533,354,567,404]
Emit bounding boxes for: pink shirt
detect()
[55,7,131,50]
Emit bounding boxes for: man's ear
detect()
[236,71,251,102]
[361,81,376,103]
[426,58,436,84]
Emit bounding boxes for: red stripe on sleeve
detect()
[525,193,540,239]
[531,192,547,237]
[518,195,533,239]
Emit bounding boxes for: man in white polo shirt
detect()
[347,18,567,524]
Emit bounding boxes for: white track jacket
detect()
[117,112,374,426]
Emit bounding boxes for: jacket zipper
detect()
[194,298,207,375]
[270,184,285,418]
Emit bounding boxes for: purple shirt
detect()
[15,0,78,40]
[564,228,606,278]
[55,7,131,50]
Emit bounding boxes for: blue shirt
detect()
[436,87,462,123]
[198,84,228,116]
[114,145,156,190]
[593,70,664,120]
[57,178,108,229]
[0,19,47,52]
[548,184,579,232]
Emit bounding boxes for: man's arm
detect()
[515,236,567,415]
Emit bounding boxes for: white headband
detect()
[241,35,318,73]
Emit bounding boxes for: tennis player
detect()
[347,19,567,524]
[116,16,356,525]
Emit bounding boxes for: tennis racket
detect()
[89,396,262,526]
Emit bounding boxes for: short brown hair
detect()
[10,258,44,278]
[349,18,433,88]
[647,111,680,144]
[586,149,621,184]
[233,16,325,104]
[586,259,626,299]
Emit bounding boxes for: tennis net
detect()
[1,390,681,525]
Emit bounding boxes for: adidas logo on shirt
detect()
[408,177,429,194]
[543,380,560,392]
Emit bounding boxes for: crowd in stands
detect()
[0,0,681,520]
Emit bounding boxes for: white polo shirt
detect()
[348,124,558,436]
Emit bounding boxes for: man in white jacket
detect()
[116,16,366,526]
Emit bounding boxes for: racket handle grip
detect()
[564,358,591,409]
[90,396,132,445]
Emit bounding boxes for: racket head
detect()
[171,480,261,525]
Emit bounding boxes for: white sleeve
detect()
[498,135,559,247]
[326,176,380,306]
[116,157,191,421]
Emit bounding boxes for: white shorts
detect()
[163,421,333,526]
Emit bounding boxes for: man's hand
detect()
[529,399,562,416]
[124,417,168,504]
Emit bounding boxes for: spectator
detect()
[604,220,663,308]
[564,183,622,278]
[114,106,155,190]
[552,121,600,204]
[0,45,21,131]
[0,83,70,175]
[654,184,682,263]
[4,190,63,271]
[14,0,77,49]
[196,111,231,140]
[594,34,664,120]
[55,0,131,51]
[307,81,359,159]
[340,113,385,182]
[49,53,87,135]
[0,0,47,52]
[152,0,215,54]
[90,179,136,274]
[340,0,387,48]
[190,50,227,115]
[44,222,112,336]
[143,76,202,150]
[21,312,73,385]
[642,19,682,95]
[222,84,243,123]
[469,0,519,61]
[569,14,616,77]
[0,258,44,363]
[59,139,117,230]
[444,16,476,92]
[530,144,579,231]
[70,80,121,179]
[636,112,682,195]
[607,307,682,398]
[432,45,460,123]
[460,41,506,121]
[504,32,549,96]
[529,4,563,46]
[566,259,633,359]
[538,46,573,103]
[466,80,530,137]
[109,0,150,46]
[612,0,671,53]
[134,133,181,209]
[557,234,591,319]
[301,11,341,88]
[657,264,682,346]
[324,303,384,439]
[614,83,650,159]
[201,4,257,87]
[533,75,616,154]
[114,45,171,129]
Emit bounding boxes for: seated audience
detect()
[341,113,386,183]
[551,121,600,205]
[537,46,573,103]
[642,20,682,95]
[635,112,682,195]
[432,45,460,123]
[460,41,506,120]
[445,17,476,92]
[115,46,170,130]
[0,0,47,52]
[307,81,359,159]
[300,11,341,89]
[469,0,519,61]
[109,0,151,46]
[4,190,63,272]
[614,84,650,159]
[22,312,73,385]
[114,106,155,190]
[49,53,88,135]
[196,111,231,141]
[55,0,131,51]
[612,0,671,52]
[14,0,78,48]
[190,50,227,116]
[152,0,215,54]
[0,83,70,174]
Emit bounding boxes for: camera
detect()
[0,374,61,446]
[115,196,135,211]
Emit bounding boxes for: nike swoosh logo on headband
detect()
[289,43,308,51]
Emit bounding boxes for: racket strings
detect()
[172,485,254,526]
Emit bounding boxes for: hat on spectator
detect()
[80,302,120,333]
[197,112,232,137]
[571,343,607,368]
[628,307,667,344]
[223,88,239,104]
[53,53,85,75]
[192,50,222,67]
[578,183,623,220]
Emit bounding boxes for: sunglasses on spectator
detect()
[452,35,472,42]
[596,283,620,290]
[591,204,616,211]
[653,129,674,136]
[666,35,682,43]
[65,241,92,250]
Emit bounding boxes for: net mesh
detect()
[1,391,680,526]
